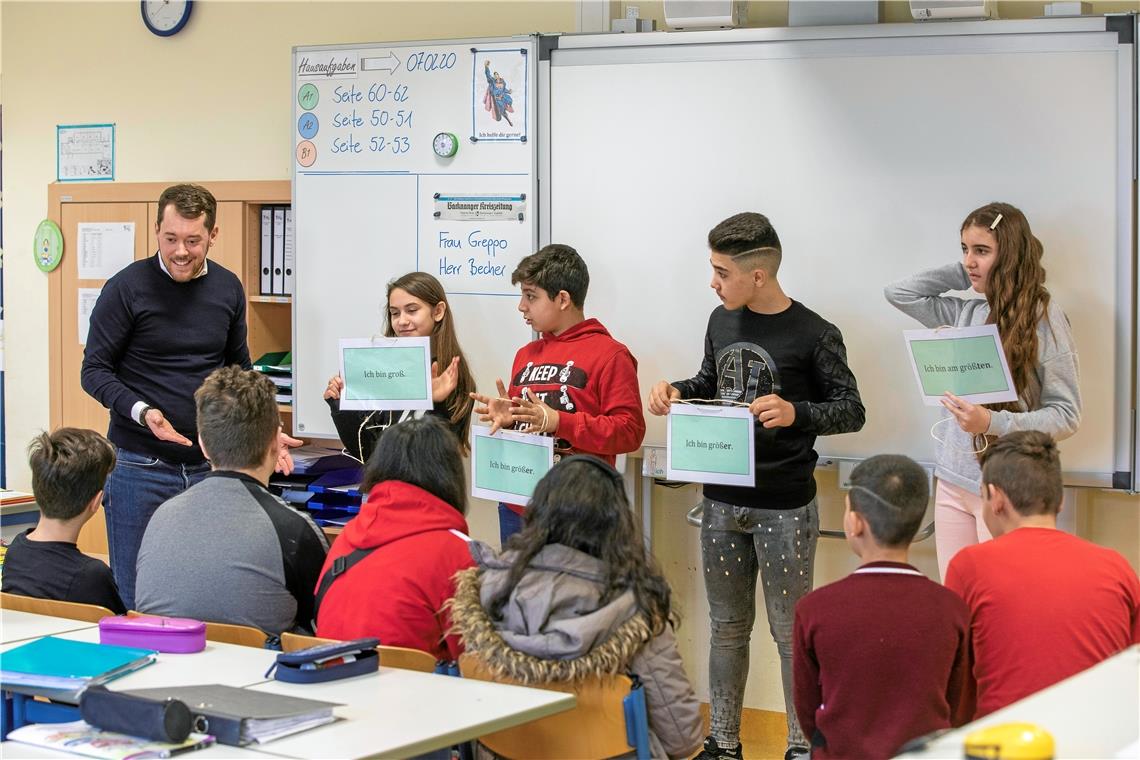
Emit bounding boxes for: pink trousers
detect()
[935,479,992,582]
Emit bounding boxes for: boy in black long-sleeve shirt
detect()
[648,212,864,760]
[3,428,126,614]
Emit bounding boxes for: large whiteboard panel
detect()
[293,37,537,438]
[548,27,1130,477]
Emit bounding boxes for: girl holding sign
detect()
[325,272,475,461]
[885,202,1081,579]
[449,456,703,760]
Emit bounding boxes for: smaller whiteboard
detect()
[338,337,432,411]
[470,425,554,505]
[667,405,755,487]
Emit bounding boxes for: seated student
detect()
[3,428,125,614]
[946,430,1140,718]
[324,271,475,461]
[471,244,646,545]
[135,367,328,635]
[449,456,702,760]
[793,455,972,759]
[314,415,474,661]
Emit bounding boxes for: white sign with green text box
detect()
[338,337,433,411]
[903,324,1018,406]
[666,404,755,487]
[470,425,555,505]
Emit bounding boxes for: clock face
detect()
[433,132,458,158]
[142,0,192,36]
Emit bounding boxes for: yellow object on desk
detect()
[965,722,1056,760]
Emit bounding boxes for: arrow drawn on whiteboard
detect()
[362,53,402,74]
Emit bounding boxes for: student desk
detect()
[897,645,1140,759]
[0,611,96,645]
[0,625,279,694]
[2,612,578,758]
[247,666,577,759]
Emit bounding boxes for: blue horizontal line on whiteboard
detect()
[446,291,518,297]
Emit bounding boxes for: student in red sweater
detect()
[313,416,474,661]
[471,244,646,545]
[793,454,972,759]
[946,430,1140,718]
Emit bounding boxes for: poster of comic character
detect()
[472,49,527,142]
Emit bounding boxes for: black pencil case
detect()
[266,637,380,683]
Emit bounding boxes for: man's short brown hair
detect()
[157,184,217,231]
[28,428,116,520]
[195,366,280,471]
[979,430,1063,516]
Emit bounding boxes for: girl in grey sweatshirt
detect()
[885,202,1080,579]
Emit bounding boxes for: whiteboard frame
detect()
[539,16,1137,489]
[291,34,541,441]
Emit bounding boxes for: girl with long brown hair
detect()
[885,202,1081,580]
[324,272,475,461]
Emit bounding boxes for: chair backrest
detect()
[281,631,437,673]
[203,620,270,648]
[0,591,114,623]
[458,652,633,760]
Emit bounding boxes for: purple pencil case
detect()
[99,615,206,653]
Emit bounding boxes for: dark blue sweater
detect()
[81,255,251,464]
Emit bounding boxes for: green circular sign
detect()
[298,83,319,111]
[34,219,64,273]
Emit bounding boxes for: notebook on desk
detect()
[0,636,157,697]
[124,684,339,746]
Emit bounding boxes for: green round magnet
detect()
[298,83,319,111]
[34,219,64,273]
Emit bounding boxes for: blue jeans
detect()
[497,503,525,549]
[701,496,819,753]
[103,448,210,610]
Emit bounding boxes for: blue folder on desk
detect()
[0,636,156,693]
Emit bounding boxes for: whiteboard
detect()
[292,37,538,439]
[544,19,1136,483]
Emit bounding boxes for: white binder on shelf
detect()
[259,207,273,295]
[283,207,295,296]
[271,206,286,295]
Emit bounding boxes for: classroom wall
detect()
[3,0,1137,718]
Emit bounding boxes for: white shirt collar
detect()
[157,253,209,280]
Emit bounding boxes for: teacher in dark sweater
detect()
[81,184,299,609]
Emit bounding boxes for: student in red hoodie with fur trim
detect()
[314,416,474,661]
[472,244,646,546]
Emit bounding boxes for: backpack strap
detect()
[313,547,377,616]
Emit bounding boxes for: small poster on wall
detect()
[57,124,115,182]
[471,49,527,142]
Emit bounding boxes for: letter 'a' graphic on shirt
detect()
[716,342,781,403]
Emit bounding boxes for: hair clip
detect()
[989,213,1003,230]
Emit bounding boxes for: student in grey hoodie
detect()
[885,202,1081,580]
[449,456,702,760]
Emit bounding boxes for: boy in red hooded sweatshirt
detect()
[472,244,646,545]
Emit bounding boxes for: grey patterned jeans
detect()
[701,496,819,753]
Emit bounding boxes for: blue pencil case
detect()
[266,637,380,683]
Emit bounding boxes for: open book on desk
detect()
[6,720,214,759]
[124,684,339,746]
